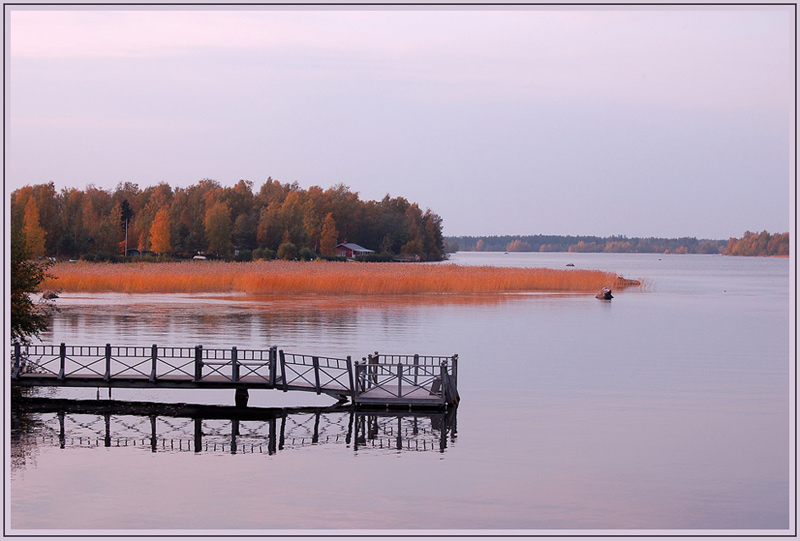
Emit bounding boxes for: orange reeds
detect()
[43,260,642,295]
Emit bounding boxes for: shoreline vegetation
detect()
[446,230,789,257]
[43,260,642,295]
[12,180,446,263]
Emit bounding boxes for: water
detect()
[9,253,792,533]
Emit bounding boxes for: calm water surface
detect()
[9,253,792,533]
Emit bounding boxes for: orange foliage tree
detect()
[22,198,47,258]
[149,208,172,255]
[320,212,338,257]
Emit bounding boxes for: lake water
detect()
[8,252,793,534]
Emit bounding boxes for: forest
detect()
[11,179,446,262]
[723,230,790,257]
[445,234,728,255]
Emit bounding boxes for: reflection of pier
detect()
[12,398,458,455]
[11,344,459,408]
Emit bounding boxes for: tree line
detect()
[445,235,727,254]
[11,179,446,262]
[723,230,789,257]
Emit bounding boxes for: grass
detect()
[43,260,642,295]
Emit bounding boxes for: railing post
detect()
[279,350,288,392]
[269,346,277,387]
[355,360,364,395]
[12,343,21,379]
[231,346,239,382]
[346,356,355,401]
[413,353,419,386]
[440,361,447,404]
[397,363,403,398]
[368,352,378,387]
[312,356,321,395]
[104,343,111,382]
[452,354,458,389]
[58,342,66,380]
[194,345,203,382]
[150,344,158,383]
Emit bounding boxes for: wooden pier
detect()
[11,343,460,409]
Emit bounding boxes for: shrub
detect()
[355,252,395,263]
[235,249,253,262]
[277,242,298,260]
[298,248,316,261]
[252,247,275,261]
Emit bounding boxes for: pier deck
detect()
[11,344,459,409]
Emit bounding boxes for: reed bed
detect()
[43,260,642,295]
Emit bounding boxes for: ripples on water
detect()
[11,253,792,532]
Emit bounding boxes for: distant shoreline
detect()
[445,231,789,257]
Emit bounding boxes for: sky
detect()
[4,4,795,239]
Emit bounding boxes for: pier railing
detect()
[355,353,459,406]
[11,343,459,408]
[11,343,278,386]
[278,352,353,400]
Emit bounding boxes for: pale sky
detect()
[4,5,795,238]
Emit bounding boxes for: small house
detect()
[336,243,374,259]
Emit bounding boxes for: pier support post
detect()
[235,388,249,408]
[194,345,203,382]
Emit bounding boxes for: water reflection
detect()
[11,398,457,465]
[42,291,579,355]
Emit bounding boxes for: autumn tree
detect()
[257,202,283,250]
[204,201,233,257]
[149,208,172,255]
[320,212,338,257]
[232,213,258,250]
[22,198,47,258]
